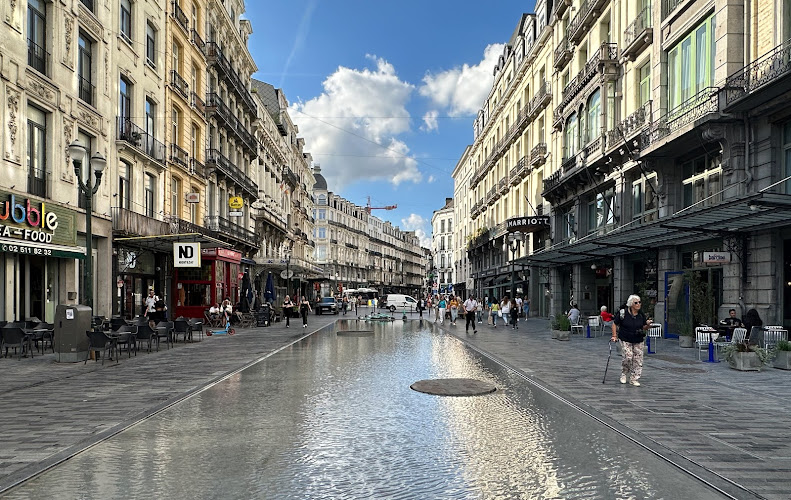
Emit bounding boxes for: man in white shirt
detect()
[515,296,523,321]
[144,290,158,316]
[463,295,478,333]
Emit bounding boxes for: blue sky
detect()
[245,1,532,246]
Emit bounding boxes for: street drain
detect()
[410,378,497,396]
[337,330,375,337]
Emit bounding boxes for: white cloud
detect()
[401,213,431,248]
[427,175,435,183]
[421,110,439,132]
[418,44,504,127]
[289,55,422,191]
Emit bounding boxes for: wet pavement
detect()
[0,311,789,498]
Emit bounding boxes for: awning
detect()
[0,238,86,259]
[523,191,791,266]
[114,232,228,253]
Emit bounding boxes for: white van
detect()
[383,294,418,312]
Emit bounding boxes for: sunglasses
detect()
[634,301,641,304]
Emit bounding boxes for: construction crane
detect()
[365,196,397,214]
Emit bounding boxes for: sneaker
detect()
[473,330,477,333]
[619,374,627,384]
[630,380,641,387]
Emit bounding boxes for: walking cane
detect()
[602,339,614,384]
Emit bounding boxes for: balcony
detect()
[498,177,509,195]
[622,5,653,61]
[606,101,652,152]
[662,0,685,19]
[191,91,205,116]
[641,87,720,149]
[112,207,169,236]
[486,186,498,206]
[191,29,205,57]
[204,92,257,154]
[116,117,166,165]
[568,0,608,44]
[170,69,189,100]
[283,167,299,187]
[170,144,189,167]
[205,215,259,248]
[725,38,791,112]
[559,43,618,113]
[530,143,547,167]
[27,39,48,75]
[205,42,258,117]
[542,169,562,194]
[554,35,572,70]
[510,156,527,185]
[78,75,94,106]
[553,0,571,19]
[528,80,551,118]
[189,158,205,177]
[205,148,258,199]
[561,154,578,173]
[171,2,189,33]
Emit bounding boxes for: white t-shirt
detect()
[145,295,158,312]
[463,299,477,312]
[501,302,511,314]
[515,298,523,310]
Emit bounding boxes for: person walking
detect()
[449,296,459,326]
[500,296,511,327]
[524,297,530,318]
[463,295,478,333]
[299,296,312,328]
[417,296,426,318]
[515,296,523,321]
[282,295,294,328]
[490,298,500,327]
[510,297,519,329]
[437,296,447,324]
[433,295,441,323]
[611,294,652,386]
[342,296,349,315]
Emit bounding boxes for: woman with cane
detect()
[611,294,652,386]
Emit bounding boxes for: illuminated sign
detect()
[0,192,78,248]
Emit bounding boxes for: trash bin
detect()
[54,304,92,362]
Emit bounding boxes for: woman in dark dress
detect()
[743,308,763,339]
[299,296,312,328]
[283,295,294,328]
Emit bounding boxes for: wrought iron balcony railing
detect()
[662,0,685,19]
[530,143,548,166]
[27,39,48,75]
[528,80,551,118]
[170,143,189,167]
[204,92,257,154]
[205,42,258,117]
[170,69,189,99]
[606,100,652,151]
[117,117,166,165]
[191,29,205,57]
[78,75,94,106]
[623,4,653,60]
[205,148,258,198]
[554,35,572,70]
[189,158,205,177]
[560,43,618,112]
[204,215,259,248]
[191,91,205,115]
[725,38,791,105]
[542,169,562,194]
[642,87,719,147]
[171,2,189,32]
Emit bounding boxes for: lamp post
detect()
[69,139,106,311]
[334,272,339,297]
[508,232,523,302]
[284,247,292,299]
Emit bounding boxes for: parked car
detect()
[315,297,339,315]
[381,294,418,312]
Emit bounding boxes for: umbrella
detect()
[264,272,275,303]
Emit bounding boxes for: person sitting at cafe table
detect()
[720,309,743,327]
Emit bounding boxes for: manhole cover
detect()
[410,378,497,396]
[337,330,375,337]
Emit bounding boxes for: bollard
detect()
[704,334,720,363]
[586,324,591,338]
[646,335,655,354]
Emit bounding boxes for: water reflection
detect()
[5,321,724,499]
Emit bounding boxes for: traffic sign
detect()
[228,196,244,209]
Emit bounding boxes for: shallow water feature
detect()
[5,320,725,499]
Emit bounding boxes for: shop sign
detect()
[506,216,550,233]
[0,192,78,247]
[174,242,201,267]
[202,247,242,263]
[229,210,243,217]
[703,251,731,263]
[228,196,244,210]
[186,193,200,204]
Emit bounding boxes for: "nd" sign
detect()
[173,242,201,268]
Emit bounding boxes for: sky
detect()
[245,1,533,248]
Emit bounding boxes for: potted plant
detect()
[773,340,791,370]
[678,318,695,348]
[551,313,570,341]
[722,341,772,371]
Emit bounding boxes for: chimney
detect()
[313,163,321,174]
[446,197,453,205]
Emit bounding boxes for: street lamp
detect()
[334,272,339,296]
[69,139,106,310]
[508,232,523,302]
[284,247,292,299]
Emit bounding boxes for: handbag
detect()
[498,311,503,317]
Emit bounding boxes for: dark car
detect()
[315,297,339,315]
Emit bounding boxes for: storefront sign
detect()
[202,247,242,263]
[174,242,201,267]
[703,251,731,263]
[229,210,243,217]
[0,192,78,247]
[228,196,244,210]
[186,193,200,203]
[506,216,550,233]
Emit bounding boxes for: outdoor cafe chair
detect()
[109,317,129,332]
[587,316,602,337]
[695,327,718,360]
[204,310,222,328]
[85,330,116,365]
[135,324,155,353]
[188,318,204,342]
[115,325,137,358]
[763,327,788,350]
[173,318,191,343]
[2,326,32,359]
[154,321,174,351]
[31,322,54,354]
[570,317,584,336]
[647,324,662,351]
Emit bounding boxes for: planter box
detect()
[551,329,560,339]
[555,330,570,341]
[679,336,695,348]
[728,351,763,371]
[774,351,791,370]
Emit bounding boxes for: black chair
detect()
[2,327,31,359]
[173,318,191,343]
[188,318,204,342]
[24,317,42,330]
[115,325,138,358]
[86,330,116,365]
[154,321,174,350]
[109,317,129,332]
[135,324,155,353]
[31,322,54,354]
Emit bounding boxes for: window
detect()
[448,220,452,232]
[317,194,327,205]
[77,130,94,209]
[562,207,575,241]
[171,177,181,216]
[667,15,716,110]
[318,227,326,239]
[681,154,722,208]
[317,245,327,260]
[208,182,216,216]
[27,0,47,74]
[119,161,131,210]
[190,186,198,223]
[564,113,578,159]
[78,32,93,105]
[120,0,132,42]
[79,0,94,12]
[119,75,131,123]
[586,89,601,144]
[586,189,615,234]
[318,209,326,220]
[632,173,658,222]
[441,254,446,268]
[191,123,199,160]
[441,220,445,233]
[219,186,226,217]
[27,104,47,197]
[784,123,791,194]
[639,61,651,107]
[146,22,156,67]
[172,106,180,143]
[145,173,156,217]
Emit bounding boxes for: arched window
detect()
[318,194,327,205]
[564,113,578,159]
[586,89,601,144]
